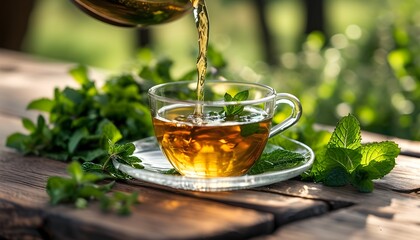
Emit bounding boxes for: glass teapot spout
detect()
[70,0,193,27]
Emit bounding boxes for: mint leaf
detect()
[46,176,77,205]
[109,141,136,157]
[68,128,89,153]
[308,147,361,182]
[82,162,103,173]
[101,192,139,216]
[223,90,249,117]
[68,161,85,183]
[99,141,144,179]
[161,168,181,175]
[75,198,88,209]
[62,87,84,105]
[233,90,249,101]
[222,90,263,138]
[27,98,54,112]
[359,142,399,178]
[240,122,260,137]
[350,167,375,193]
[328,114,361,150]
[6,133,30,153]
[69,65,89,86]
[349,141,399,192]
[98,120,123,145]
[248,146,306,175]
[325,148,362,173]
[306,147,328,182]
[22,118,36,132]
[355,179,374,193]
[323,166,349,187]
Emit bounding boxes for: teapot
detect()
[70,0,193,27]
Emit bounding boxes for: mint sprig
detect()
[223,90,249,118]
[81,140,144,180]
[43,118,144,214]
[47,161,139,215]
[306,114,400,192]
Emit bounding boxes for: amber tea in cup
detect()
[149,81,302,178]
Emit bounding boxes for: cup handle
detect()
[269,93,302,138]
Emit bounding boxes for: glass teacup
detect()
[148,80,302,178]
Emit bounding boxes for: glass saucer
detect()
[113,136,314,192]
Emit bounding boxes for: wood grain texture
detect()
[190,190,329,227]
[128,181,330,227]
[0,200,46,240]
[257,207,420,240]
[257,179,419,207]
[0,151,275,240]
[255,180,420,240]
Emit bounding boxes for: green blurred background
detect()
[22,0,382,70]
[6,0,420,140]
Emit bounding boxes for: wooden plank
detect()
[0,201,45,240]
[257,179,419,207]
[42,195,273,240]
[255,179,420,240]
[133,181,330,227]
[257,207,420,240]
[192,190,329,227]
[257,180,362,210]
[0,152,275,240]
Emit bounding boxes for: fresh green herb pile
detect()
[7,65,154,163]
[6,65,159,214]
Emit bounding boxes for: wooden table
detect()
[1,49,419,240]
